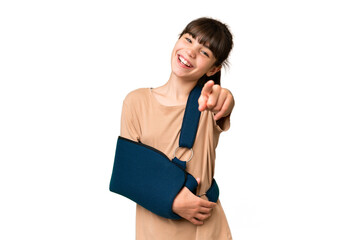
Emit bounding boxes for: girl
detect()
[120,17,234,240]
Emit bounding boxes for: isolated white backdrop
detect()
[1,0,359,239]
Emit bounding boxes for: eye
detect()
[185,37,192,43]
[201,50,209,57]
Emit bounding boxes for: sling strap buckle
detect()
[173,147,194,163]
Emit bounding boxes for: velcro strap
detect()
[184,174,198,194]
[205,179,219,203]
[172,157,187,170]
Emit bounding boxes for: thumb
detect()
[196,178,201,185]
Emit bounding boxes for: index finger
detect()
[201,80,215,96]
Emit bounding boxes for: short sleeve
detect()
[213,113,231,133]
[120,101,141,142]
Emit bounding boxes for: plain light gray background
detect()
[1,0,359,239]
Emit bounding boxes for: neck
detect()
[161,73,198,101]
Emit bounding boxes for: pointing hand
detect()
[198,80,235,121]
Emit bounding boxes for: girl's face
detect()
[170,33,221,81]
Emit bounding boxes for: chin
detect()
[171,65,196,80]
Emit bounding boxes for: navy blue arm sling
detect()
[109,85,219,219]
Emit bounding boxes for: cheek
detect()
[198,59,215,71]
[172,41,183,52]
[171,45,177,56]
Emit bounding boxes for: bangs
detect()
[188,27,218,51]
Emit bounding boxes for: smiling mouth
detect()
[178,55,193,68]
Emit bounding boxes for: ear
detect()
[206,65,222,77]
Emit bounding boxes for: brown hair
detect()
[179,17,233,86]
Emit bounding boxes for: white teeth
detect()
[179,55,191,67]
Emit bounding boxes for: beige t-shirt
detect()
[120,88,232,240]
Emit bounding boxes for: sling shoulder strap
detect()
[178,85,202,149]
[176,84,219,203]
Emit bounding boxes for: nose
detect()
[186,46,196,59]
